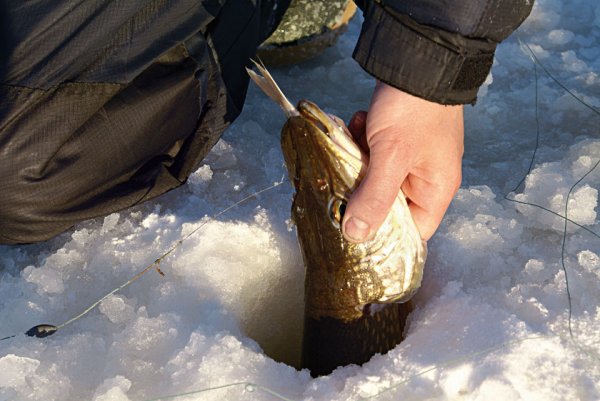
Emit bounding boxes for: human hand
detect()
[342,81,464,242]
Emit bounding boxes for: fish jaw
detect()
[246,62,424,375]
[281,104,366,195]
[281,102,426,322]
[281,113,384,321]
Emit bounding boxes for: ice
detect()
[101,214,120,234]
[525,0,561,30]
[578,250,600,278]
[562,50,589,72]
[512,149,599,232]
[548,29,575,45]
[23,265,65,295]
[2,1,600,400]
[92,376,132,401]
[0,355,40,388]
[99,295,135,324]
[188,164,214,194]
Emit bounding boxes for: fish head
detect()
[282,100,388,319]
[247,62,426,323]
[281,100,367,203]
[281,100,426,322]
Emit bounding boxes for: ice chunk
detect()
[577,250,600,279]
[512,143,599,232]
[188,164,213,192]
[523,0,560,30]
[0,355,40,388]
[475,379,521,400]
[561,50,588,72]
[1,5,600,401]
[23,265,64,295]
[548,29,574,45]
[92,376,132,401]
[515,180,597,231]
[203,139,238,169]
[119,313,179,354]
[99,294,135,324]
[101,214,120,234]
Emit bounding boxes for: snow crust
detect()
[1,1,599,400]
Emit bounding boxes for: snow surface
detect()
[1,1,599,400]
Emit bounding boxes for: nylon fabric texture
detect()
[352,0,533,104]
[0,0,289,244]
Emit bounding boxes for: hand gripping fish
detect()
[247,61,427,376]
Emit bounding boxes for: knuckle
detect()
[368,129,411,153]
[365,195,392,214]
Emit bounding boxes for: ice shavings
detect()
[1,1,600,400]
[512,140,599,232]
[92,376,132,401]
[99,294,135,324]
[0,355,40,388]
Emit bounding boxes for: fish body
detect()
[247,62,427,375]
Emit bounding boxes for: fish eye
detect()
[328,198,346,228]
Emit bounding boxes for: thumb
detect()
[342,138,409,243]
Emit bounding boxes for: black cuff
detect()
[353,3,496,105]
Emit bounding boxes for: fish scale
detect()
[247,60,427,376]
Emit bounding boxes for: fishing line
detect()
[0,177,286,342]
[503,198,600,239]
[561,158,600,339]
[2,36,598,401]
[503,38,600,362]
[359,335,548,400]
[507,59,541,195]
[139,333,579,401]
[136,47,600,398]
[518,38,600,117]
[142,381,297,401]
[360,330,600,400]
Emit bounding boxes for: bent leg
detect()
[0,0,289,244]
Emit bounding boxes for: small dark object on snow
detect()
[26,324,58,338]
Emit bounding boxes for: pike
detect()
[247,61,427,376]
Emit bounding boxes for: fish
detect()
[247,61,427,376]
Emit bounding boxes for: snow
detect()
[1,1,599,400]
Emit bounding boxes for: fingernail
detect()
[344,217,370,242]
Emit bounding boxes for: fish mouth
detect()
[298,100,335,139]
[297,100,365,165]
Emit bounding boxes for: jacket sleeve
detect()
[352,0,534,105]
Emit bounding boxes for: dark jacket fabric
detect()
[353,0,534,104]
[0,0,288,244]
[0,0,531,244]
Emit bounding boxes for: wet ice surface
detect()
[1,1,600,400]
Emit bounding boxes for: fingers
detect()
[348,111,368,152]
[341,83,464,243]
[407,203,443,241]
[342,135,410,243]
[401,170,461,240]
